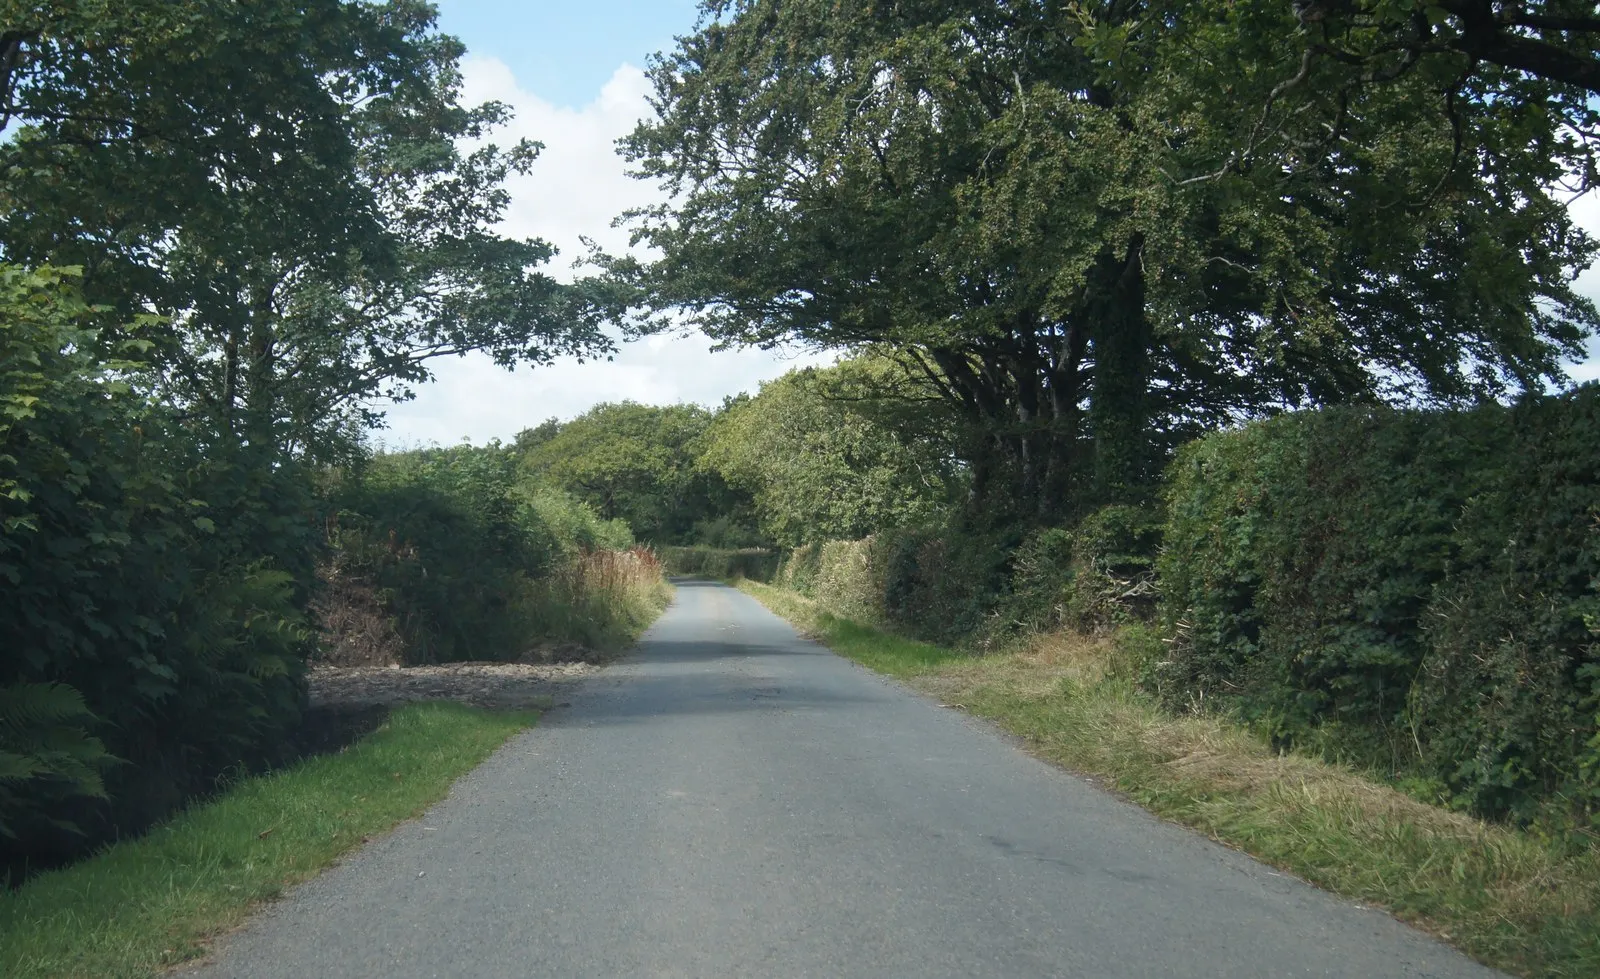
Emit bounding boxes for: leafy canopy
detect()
[0,0,610,458]
[702,356,960,546]
[517,402,744,544]
[616,0,1597,518]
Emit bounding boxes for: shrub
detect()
[774,543,823,593]
[996,505,1162,639]
[522,485,635,556]
[326,448,554,663]
[813,537,890,627]
[877,528,1013,645]
[1159,393,1600,823]
[661,546,780,581]
[774,527,1011,646]
[324,445,658,663]
[2,266,312,867]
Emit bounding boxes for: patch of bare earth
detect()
[309,661,596,712]
[309,562,609,711]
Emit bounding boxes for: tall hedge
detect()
[772,527,1012,646]
[2,268,313,868]
[324,445,645,665]
[1159,392,1600,823]
[661,546,781,582]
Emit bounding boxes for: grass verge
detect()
[537,548,675,654]
[738,579,1600,979]
[0,702,535,979]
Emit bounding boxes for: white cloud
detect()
[1567,190,1600,385]
[458,56,652,274]
[380,58,829,447]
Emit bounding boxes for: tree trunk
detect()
[242,284,280,454]
[1086,236,1151,504]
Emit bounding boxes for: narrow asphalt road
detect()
[191,580,1501,978]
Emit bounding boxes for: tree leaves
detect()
[618,0,1598,519]
[701,356,960,545]
[0,0,609,461]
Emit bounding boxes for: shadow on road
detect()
[559,611,890,725]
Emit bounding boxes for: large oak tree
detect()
[616,0,1597,521]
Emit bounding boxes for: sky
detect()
[381,0,830,447]
[381,0,1600,447]
[381,0,841,448]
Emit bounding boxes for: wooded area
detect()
[597,0,1600,831]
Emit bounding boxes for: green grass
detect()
[738,580,960,675]
[740,580,1600,979]
[0,702,535,979]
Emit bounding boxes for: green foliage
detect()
[661,546,780,581]
[532,548,672,652]
[0,683,108,841]
[1,0,608,461]
[331,446,556,661]
[688,513,763,550]
[1,266,312,860]
[326,443,662,662]
[0,0,628,883]
[774,528,1011,647]
[779,539,890,628]
[521,484,635,556]
[878,527,1015,646]
[518,402,744,544]
[995,505,1162,640]
[700,357,960,546]
[615,0,1596,520]
[1159,391,1600,823]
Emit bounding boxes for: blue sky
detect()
[435,1,702,108]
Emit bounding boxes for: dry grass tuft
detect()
[311,566,408,667]
[915,632,1115,704]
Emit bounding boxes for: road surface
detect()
[192,579,1501,978]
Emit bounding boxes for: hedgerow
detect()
[2,268,313,871]
[324,444,658,664]
[1158,392,1600,824]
